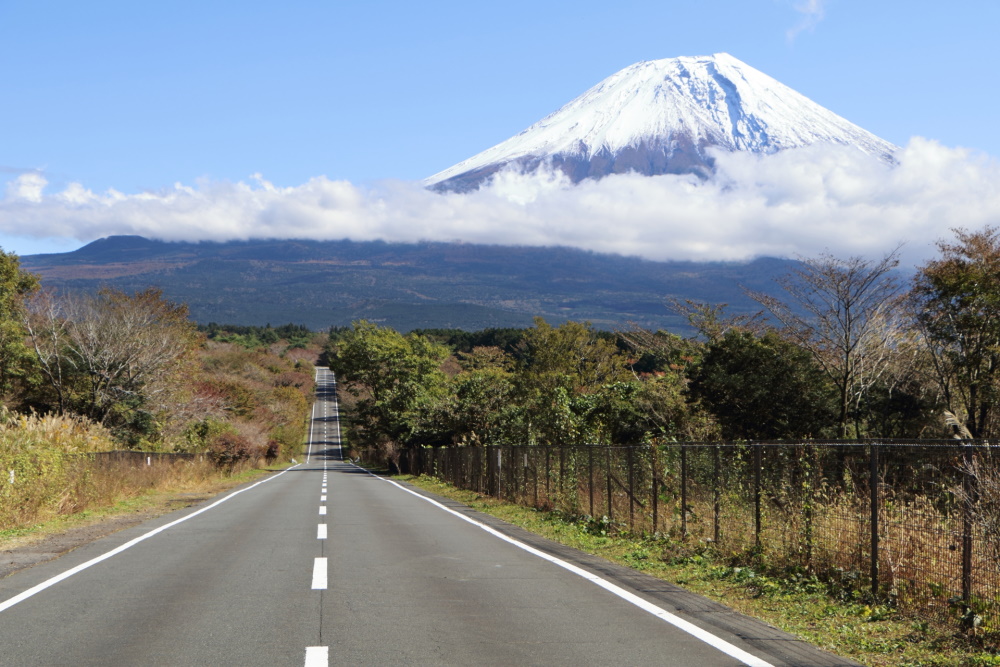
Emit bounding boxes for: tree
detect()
[689,330,837,441]
[749,248,905,438]
[912,227,1000,437]
[517,318,630,390]
[664,298,765,343]
[577,376,697,444]
[0,249,39,400]
[436,346,517,446]
[514,318,631,446]
[25,288,198,441]
[23,289,72,413]
[331,321,449,460]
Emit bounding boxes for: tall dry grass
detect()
[1,413,220,531]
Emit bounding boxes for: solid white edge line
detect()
[304,645,328,667]
[0,463,302,614]
[358,465,775,667]
[311,557,328,589]
[317,524,327,539]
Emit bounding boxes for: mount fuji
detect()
[426,53,897,192]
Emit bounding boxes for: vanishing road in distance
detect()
[0,368,856,666]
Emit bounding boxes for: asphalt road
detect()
[0,368,857,666]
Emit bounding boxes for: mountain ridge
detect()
[21,236,799,332]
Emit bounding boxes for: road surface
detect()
[0,367,856,666]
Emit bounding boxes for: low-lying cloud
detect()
[2,138,998,268]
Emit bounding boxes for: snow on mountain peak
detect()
[427,53,897,191]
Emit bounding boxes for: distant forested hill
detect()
[21,236,798,332]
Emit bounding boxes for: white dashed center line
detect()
[311,558,327,589]
[305,645,328,666]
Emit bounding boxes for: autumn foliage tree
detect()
[912,227,1000,437]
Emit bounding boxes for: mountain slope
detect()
[427,53,897,192]
[21,236,800,332]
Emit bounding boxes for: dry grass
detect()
[0,413,235,530]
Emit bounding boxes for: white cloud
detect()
[2,139,999,269]
[787,0,826,42]
[6,173,47,202]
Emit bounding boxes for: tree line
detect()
[329,226,1000,469]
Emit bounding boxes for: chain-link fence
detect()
[399,441,1000,620]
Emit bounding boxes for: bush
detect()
[207,431,263,468]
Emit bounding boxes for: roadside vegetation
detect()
[332,227,1000,452]
[328,225,1000,660]
[0,249,320,534]
[402,474,1000,667]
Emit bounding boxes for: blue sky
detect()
[2,1,999,262]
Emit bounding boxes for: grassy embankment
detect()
[0,337,318,547]
[401,473,1000,667]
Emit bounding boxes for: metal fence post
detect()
[472,447,478,493]
[713,444,720,546]
[508,446,516,501]
[651,446,659,534]
[804,445,814,567]
[545,448,551,501]
[588,447,594,517]
[606,446,613,520]
[754,442,762,551]
[962,443,975,603]
[533,448,539,508]
[681,443,688,540]
[869,443,880,600]
[559,447,566,503]
[628,446,635,529]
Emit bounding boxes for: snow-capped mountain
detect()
[426,53,897,192]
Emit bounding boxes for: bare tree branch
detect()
[746,246,907,438]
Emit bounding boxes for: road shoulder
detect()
[392,474,863,667]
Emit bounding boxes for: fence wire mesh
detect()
[399,441,1000,620]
